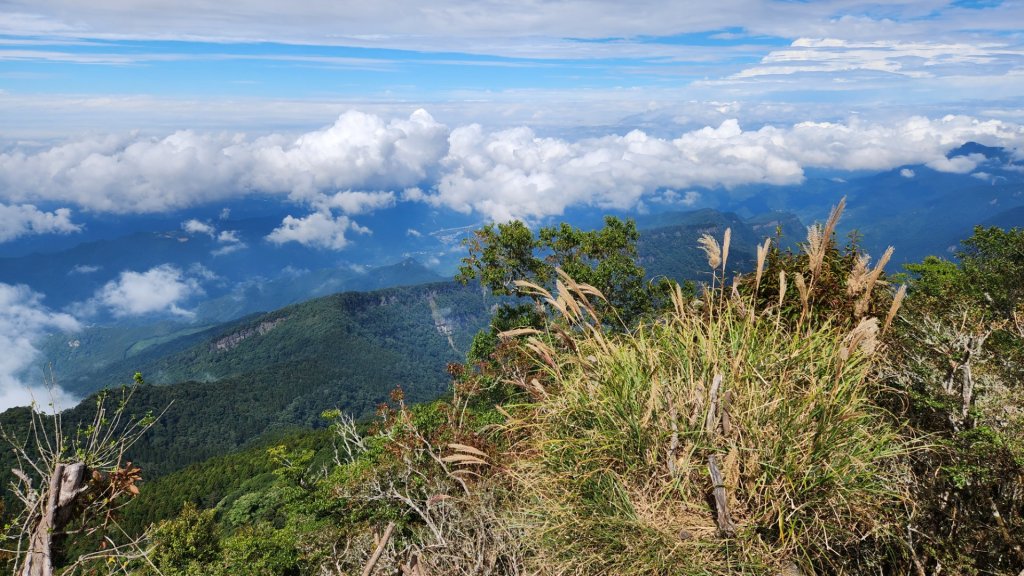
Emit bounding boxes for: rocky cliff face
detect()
[210,317,287,353]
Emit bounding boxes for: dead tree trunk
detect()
[21,463,88,576]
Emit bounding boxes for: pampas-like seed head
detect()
[846,254,871,297]
[854,246,895,317]
[721,228,732,274]
[806,197,847,281]
[698,234,722,270]
[882,284,907,336]
[778,270,787,309]
[794,272,809,306]
[842,316,880,360]
[823,196,846,242]
[754,238,771,292]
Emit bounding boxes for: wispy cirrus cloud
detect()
[732,37,1024,79]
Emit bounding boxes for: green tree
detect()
[891,226,1024,574]
[457,216,652,327]
[149,502,221,575]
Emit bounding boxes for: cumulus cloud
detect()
[0,203,81,242]
[266,211,371,250]
[418,114,1024,221]
[180,219,249,255]
[182,218,215,236]
[926,153,985,174]
[900,168,915,178]
[653,189,701,206]
[2,110,1023,224]
[0,109,447,213]
[93,264,202,318]
[217,230,241,244]
[312,190,396,214]
[0,283,80,411]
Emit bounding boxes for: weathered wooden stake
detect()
[705,374,723,436]
[708,454,736,537]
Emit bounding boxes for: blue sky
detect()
[1,0,1023,240]
[0,1,1022,228]
[2,0,1022,137]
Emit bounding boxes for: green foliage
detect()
[958,225,1024,317]
[457,220,549,297]
[149,502,221,574]
[217,523,300,576]
[458,216,652,326]
[888,225,1024,575]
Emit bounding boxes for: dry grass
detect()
[497,259,911,575]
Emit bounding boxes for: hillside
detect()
[11,280,494,483]
[35,257,445,389]
[636,209,803,283]
[38,208,793,399]
[83,215,1022,576]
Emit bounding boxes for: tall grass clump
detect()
[497,207,910,574]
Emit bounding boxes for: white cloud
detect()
[654,189,701,206]
[926,153,985,174]
[93,264,201,318]
[266,211,370,250]
[182,218,215,236]
[418,114,1024,221]
[217,230,240,244]
[2,110,1023,224]
[4,1,1023,61]
[313,190,396,214]
[0,283,80,411]
[69,264,100,275]
[245,109,447,202]
[211,243,246,256]
[211,229,246,255]
[406,228,422,237]
[734,38,1023,80]
[0,109,447,213]
[899,168,915,178]
[0,203,81,242]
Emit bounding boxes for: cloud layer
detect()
[0,109,446,213]
[0,283,80,411]
[4,1,1023,59]
[2,110,1023,226]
